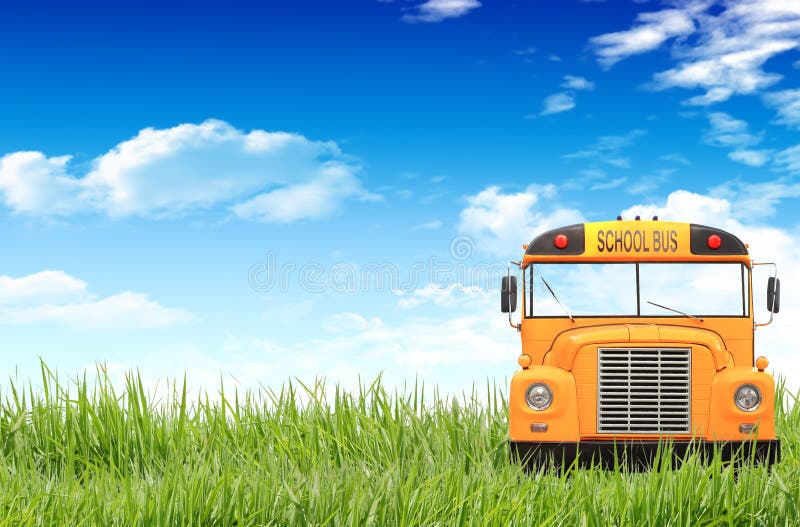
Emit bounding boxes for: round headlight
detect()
[525,383,553,411]
[734,384,761,412]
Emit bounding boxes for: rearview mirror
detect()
[767,277,781,314]
[501,275,517,313]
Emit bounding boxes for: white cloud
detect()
[0,271,195,331]
[703,112,763,149]
[321,312,373,333]
[563,168,632,192]
[548,54,562,62]
[540,92,576,115]
[402,0,481,23]
[538,77,593,117]
[628,169,674,195]
[561,168,608,191]
[563,129,646,168]
[728,149,772,167]
[395,283,489,309]
[561,75,596,91]
[590,1,800,106]
[683,87,735,106]
[0,153,84,215]
[710,179,800,218]
[660,152,692,165]
[652,42,794,105]
[623,189,730,225]
[701,112,781,168]
[231,163,377,223]
[0,270,87,307]
[591,177,627,191]
[458,185,584,257]
[700,112,800,172]
[605,158,631,168]
[4,293,195,331]
[0,120,376,223]
[774,144,800,174]
[579,168,606,180]
[763,89,800,129]
[590,8,696,67]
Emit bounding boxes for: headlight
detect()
[734,384,761,412]
[525,383,553,411]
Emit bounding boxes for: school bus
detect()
[501,219,781,467]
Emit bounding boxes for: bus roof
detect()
[522,220,749,265]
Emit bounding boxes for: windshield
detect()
[525,262,749,318]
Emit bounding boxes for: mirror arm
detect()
[756,311,774,328]
[753,262,778,328]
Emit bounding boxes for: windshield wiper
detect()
[541,276,574,322]
[646,301,704,323]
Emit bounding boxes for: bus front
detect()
[502,219,781,467]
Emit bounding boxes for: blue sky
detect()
[1,0,800,394]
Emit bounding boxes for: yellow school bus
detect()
[501,219,781,467]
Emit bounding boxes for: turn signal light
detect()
[707,234,722,249]
[554,234,569,249]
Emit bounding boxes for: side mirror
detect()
[767,277,781,313]
[501,275,518,313]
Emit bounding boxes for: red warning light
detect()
[554,234,569,249]
[707,234,722,250]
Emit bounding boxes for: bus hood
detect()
[542,323,732,372]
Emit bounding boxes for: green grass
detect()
[0,364,797,526]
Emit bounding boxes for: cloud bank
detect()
[0,120,377,223]
[0,270,195,331]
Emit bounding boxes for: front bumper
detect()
[510,439,781,470]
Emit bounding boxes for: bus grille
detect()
[597,347,691,434]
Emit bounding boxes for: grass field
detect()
[0,365,797,526]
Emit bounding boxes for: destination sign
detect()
[596,228,678,253]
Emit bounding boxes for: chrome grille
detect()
[597,347,691,434]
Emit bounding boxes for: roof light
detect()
[707,234,722,250]
[554,234,569,249]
